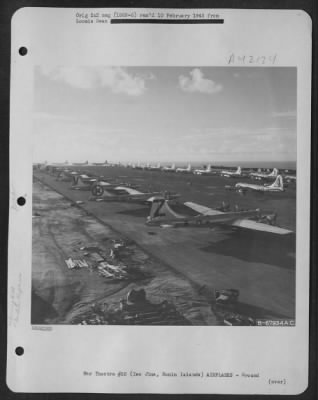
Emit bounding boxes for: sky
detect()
[33,66,297,165]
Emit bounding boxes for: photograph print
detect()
[32,66,297,326]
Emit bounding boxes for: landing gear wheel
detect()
[92,184,104,197]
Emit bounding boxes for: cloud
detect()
[39,66,151,96]
[179,68,223,94]
[271,110,296,119]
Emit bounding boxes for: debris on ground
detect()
[97,262,128,280]
[223,313,255,326]
[215,289,240,305]
[70,200,85,206]
[212,288,255,326]
[72,288,191,325]
[65,258,89,269]
[65,240,149,282]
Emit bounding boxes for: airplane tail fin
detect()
[172,163,175,169]
[269,168,278,177]
[206,164,212,172]
[269,175,284,189]
[187,164,191,171]
[148,199,165,220]
[148,199,182,221]
[236,166,241,174]
[71,175,79,186]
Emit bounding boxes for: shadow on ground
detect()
[201,230,296,269]
[31,291,58,324]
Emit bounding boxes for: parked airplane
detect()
[56,169,78,182]
[193,164,213,175]
[234,175,284,193]
[132,163,143,170]
[89,184,180,203]
[162,164,176,172]
[37,162,48,171]
[70,174,98,190]
[220,166,242,178]
[92,160,108,166]
[46,165,64,176]
[148,163,161,171]
[285,174,296,183]
[72,160,89,166]
[176,164,192,173]
[146,198,292,234]
[250,168,279,181]
[50,161,69,166]
[71,174,117,191]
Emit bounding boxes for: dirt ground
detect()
[32,180,218,325]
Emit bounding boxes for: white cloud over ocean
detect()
[34,67,296,163]
[39,66,152,96]
[179,68,223,94]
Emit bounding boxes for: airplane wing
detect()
[232,219,293,235]
[184,202,223,216]
[184,202,292,235]
[115,186,143,195]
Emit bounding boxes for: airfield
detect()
[32,165,296,325]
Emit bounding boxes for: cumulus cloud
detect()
[179,68,223,94]
[39,66,151,96]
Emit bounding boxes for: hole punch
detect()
[15,346,24,356]
[19,47,28,56]
[17,197,26,206]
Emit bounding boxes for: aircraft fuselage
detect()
[147,209,260,227]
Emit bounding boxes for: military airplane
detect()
[146,198,292,234]
[162,164,176,172]
[45,165,65,176]
[89,184,180,203]
[284,174,296,183]
[70,174,98,190]
[92,160,108,166]
[249,168,279,181]
[220,166,242,178]
[56,169,79,182]
[148,163,161,171]
[36,162,48,171]
[176,164,192,173]
[132,163,144,170]
[193,164,214,175]
[71,174,118,191]
[72,160,89,166]
[234,175,284,193]
[50,161,69,166]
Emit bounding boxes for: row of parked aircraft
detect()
[34,162,293,236]
[131,163,297,185]
[41,160,297,182]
